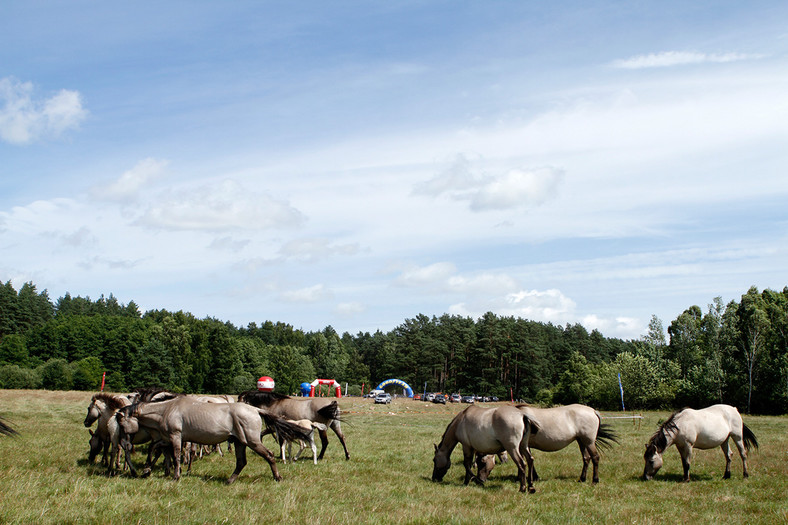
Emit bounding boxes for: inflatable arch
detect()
[309,378,342,398]
[375,378,414,398]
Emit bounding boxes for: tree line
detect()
[1,280,786,414]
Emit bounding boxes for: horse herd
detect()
[78,390,758,492]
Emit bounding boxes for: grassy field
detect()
[0,390,785,525]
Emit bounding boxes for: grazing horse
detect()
[116,396,309,483]
[238,391,350,461]
[432,405,539,493]
[490,404,619,484]
[643,404,758,482]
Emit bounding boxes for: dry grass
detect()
[0,390,786,524]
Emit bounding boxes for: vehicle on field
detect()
[461,395,475,403]
[449,393,461,403]
[433,394,447,404]
[374,393,392,404]
[425,393,435,402]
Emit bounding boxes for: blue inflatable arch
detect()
[375,378,414,398]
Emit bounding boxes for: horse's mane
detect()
[648,409,685,452]
[92,392,129,411]
[238,391,291,406]
[133,387,183,402]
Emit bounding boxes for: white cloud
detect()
[91,158,169,203]
[394,262,458,287]
[611,51,760,69]
[414,156,564,212]
[137,179,305,232]
[280,284,332,303]
[467,167,564,211]
[0,77,87,144]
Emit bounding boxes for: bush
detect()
[39,358,73,390]
[0,364,42,389]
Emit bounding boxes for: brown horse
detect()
[116,396,310,483]
[643,404,758,482]
[238,391,350,460]
[432,405,539,493]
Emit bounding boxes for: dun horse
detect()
[432,405,539,493]
[84,392,133,468]
[643,404,758,482]
[239,391,350,461]
[479,404,618,484]
[116,396,309,483]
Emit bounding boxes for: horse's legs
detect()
[510,445,536,494]
[247,439,282,482]
[170,434,183,481]
[461,445,481,486]
[330,420,351,461]
[677,443,692,482]
[720,440,733,479]
[227,441,248,484]
[731,433,749,478]
[587,442,601,483]
[578,441,590,482]
[316,427,330,460]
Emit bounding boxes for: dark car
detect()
[461,395,475,403]
[433,394,447,404]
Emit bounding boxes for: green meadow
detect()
[0,390,785,525]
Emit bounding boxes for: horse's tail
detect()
[742,423,759,452]
[317,401,342,422]
[523,414,539,435]
[257,410,313,444]
[595,415,620,451]
[0,416,18,437]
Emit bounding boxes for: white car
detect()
[374,393,392,404]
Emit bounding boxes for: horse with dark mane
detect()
[84,392,133,468]
[432,404,539,493]
[643,404,758,482]
[238,391,350,461]
[511,404,618,483]
[116,396,311,482]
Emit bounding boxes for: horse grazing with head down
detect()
[238,391,350,461]
[432,404,539,493]
[643,404,758,482]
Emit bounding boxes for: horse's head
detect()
[642,443,663,480]
[115,406,139,451]
[84,400,101,427]
[87,429,103,463]
[432,443,451,482]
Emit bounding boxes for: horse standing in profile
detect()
[432,405,539,493]
[116,396,310,483]
[642,404,758,482]
[484,404,618,484]
[238,391,350,461]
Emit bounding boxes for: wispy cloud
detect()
[136,179,305,232]
[0,77,87,144]
[611,51,760,69]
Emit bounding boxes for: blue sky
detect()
[2,2,787,339]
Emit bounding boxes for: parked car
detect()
[374,393,392,404]
[413,394,422,401]
[449,393,461,403]
[425,393,435,402]
[461,395,475,403]
[433,394,447,404]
